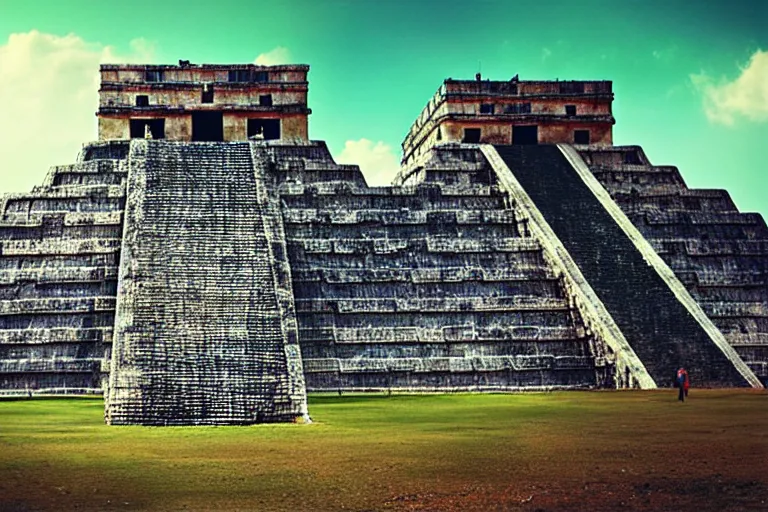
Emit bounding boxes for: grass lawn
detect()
[1,390,767,511]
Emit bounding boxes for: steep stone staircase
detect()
[492,144,755,387]
[106,141,307,425]
[579,146,768,385]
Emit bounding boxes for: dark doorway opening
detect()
[202,85,214,104]
[192,111,224,141]
[512,125,538,145]
[462,128,481,143]
[130,118,165,139]
[480,103,495,114]
[247,119,281,140]
[624,150,642,165]
[574,130,590,144]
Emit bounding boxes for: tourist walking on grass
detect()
[675,367,690,402]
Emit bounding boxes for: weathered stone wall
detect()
[493,145,753,388]
[99,65,309,85]
[99,87,307,111]
[99,113,308,143]
[261,141,607,391]
[0,137,761,398]
[0,141,128,395]
[402,79,615,165]
[579,146,768,385]
[97,64,311,143]
[105,140,307,425]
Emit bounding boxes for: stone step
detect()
[303,354,595,373]
[0,296,116,316]
[283,208,518,226]
[0,327,112,344]
[700,301,768,318]
[291,266,556,284]
[295,296,568,314]
[648,238,768,256]
[643,211,765,226]
[289,236,537,255]
[0,267,118,285]
[0,239,121,256]
[299,325,582,344]
[0,253,119,270]
[0,358,103,373]
[0,341,107,360]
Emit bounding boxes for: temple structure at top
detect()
[97,62,311,142]
[401,75,614,166]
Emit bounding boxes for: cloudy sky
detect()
[1,0,766,217]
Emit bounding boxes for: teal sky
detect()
[1,0,766,217]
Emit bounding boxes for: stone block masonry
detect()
[493,145,756,388]
[268,142,608,392]
[0,141,128,395]
[105,140,307,425]
[580,146,768,386]
[1,139,763,404]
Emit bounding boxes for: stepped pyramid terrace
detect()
[0,63,764,425]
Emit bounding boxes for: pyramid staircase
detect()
[0,141,128,395]
[579,146,768,385]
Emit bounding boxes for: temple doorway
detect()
[192,111,224,141]
[512,125,538,145]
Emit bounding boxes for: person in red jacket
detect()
[675,368,690,402]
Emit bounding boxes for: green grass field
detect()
[1,390,767,511]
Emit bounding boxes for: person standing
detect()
[676,368,690,402]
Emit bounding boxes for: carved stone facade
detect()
[0,69,764,423]
[402,77,614,167]
[97,63,310,143]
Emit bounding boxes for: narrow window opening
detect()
[462,128,481,143]
[574,130,590,144]
[136,95,149,107]
[228,70,251,82]
[254,71,269,83]
[202,84,214,104]
[247,118,281,140]
[436,126,442,141]
[145,70,164,82]
[505,103,531,114]
[479,103,495,114]
[259,94,273,106]
[565,105,577,116]
[129,119,165,139]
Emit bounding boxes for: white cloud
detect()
[336,139,400,186]
[541,47,552,62]
[691,49,768,125]
[254,46,291,66]
[0,30,155,194]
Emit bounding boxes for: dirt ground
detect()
[1,390,766,511]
